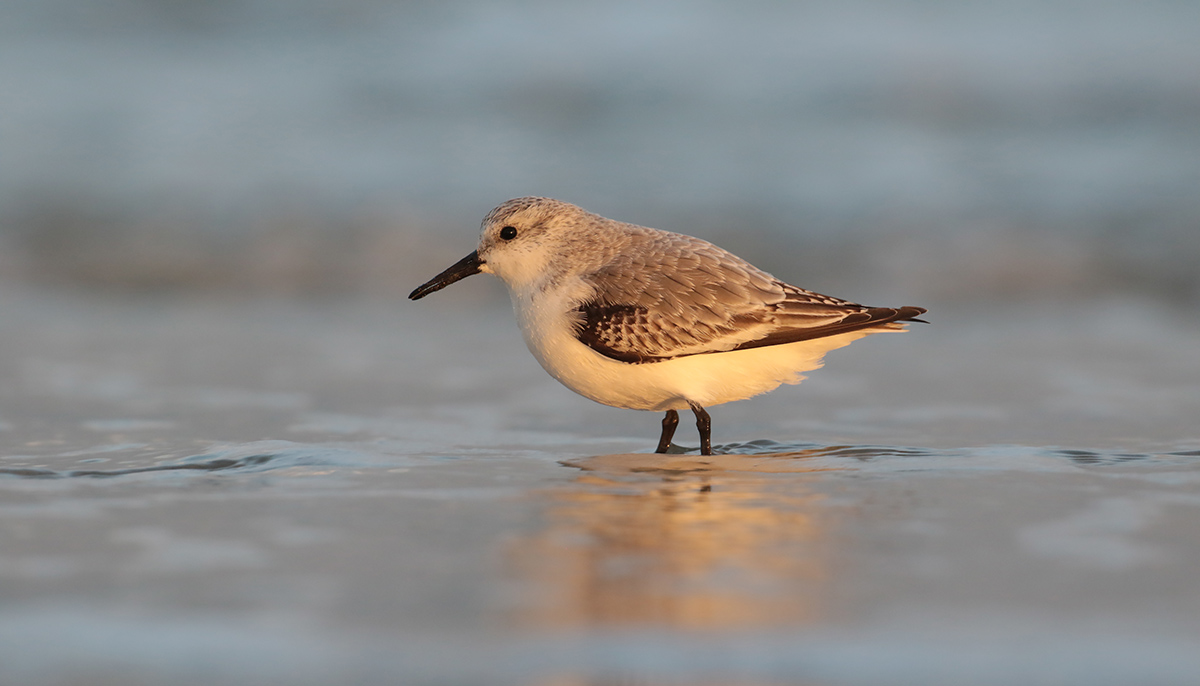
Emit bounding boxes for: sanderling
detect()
[410,197,926,455]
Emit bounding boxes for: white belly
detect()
[511,287,888,412]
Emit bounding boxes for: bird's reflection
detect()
[506,449,845,631]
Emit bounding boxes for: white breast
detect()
[509,278,884,412]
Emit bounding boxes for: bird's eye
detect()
[499,226,517,240]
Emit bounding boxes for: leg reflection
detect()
[506,458,832,630]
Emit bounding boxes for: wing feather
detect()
[572,230,926,363]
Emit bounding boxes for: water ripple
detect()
[717,440,1198,463]
[0,441,384,480]
[598,440,1200,475]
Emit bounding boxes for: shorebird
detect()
[410,197,925,455]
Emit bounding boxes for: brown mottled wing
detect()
[573,230,926,363]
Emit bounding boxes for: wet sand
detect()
[1,288,1199,685]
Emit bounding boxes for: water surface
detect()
[2,290,1198,685]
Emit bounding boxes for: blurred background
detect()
[4,0,1198,305]
[4,3,1200,684]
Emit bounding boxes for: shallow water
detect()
[1,288,1198,685]
[6,2,1199,681]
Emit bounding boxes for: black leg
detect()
[687,401,712,455]
[656,409,679,453]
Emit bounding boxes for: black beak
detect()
[409,251,484,300]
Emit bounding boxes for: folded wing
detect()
[572,231,926,363]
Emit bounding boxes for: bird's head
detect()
[409,197,610,300]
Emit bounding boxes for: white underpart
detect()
[508,275,888,412]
